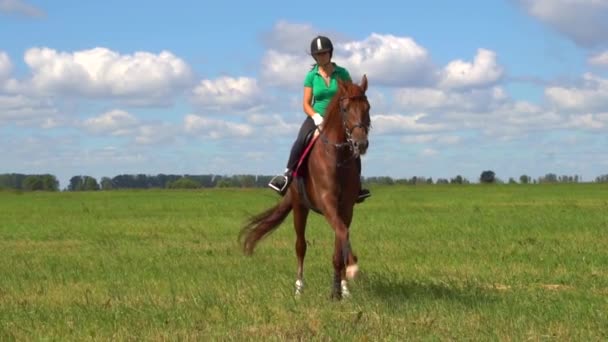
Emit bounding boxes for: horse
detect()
[240,75,371,299]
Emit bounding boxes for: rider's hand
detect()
[311,113,324,127]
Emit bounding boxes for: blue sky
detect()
[1,0,608,187]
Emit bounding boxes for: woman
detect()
[268,35,371,202]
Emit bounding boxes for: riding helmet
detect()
[310,36,333,56]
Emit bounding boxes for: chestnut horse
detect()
[240,75,371,299]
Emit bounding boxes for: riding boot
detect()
[356,157,371,203]
[268,134,305,195]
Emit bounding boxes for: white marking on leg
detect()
[346,264,359,280]
[341,280,351,298]
[295,279,305,296]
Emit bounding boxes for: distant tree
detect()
[68,176,84,191]
[508,177,517,184]
[519,175,531,184]
[134,174,149,188]
[255,175,273,188]
[68,176,99,191]
[539,173,558,184]
[216,178,233,188]
[22,176,44,191]
[395,178,409,185]
[187,174,214,188]
[83,176,100,191]
[408,176,429,185]
[480,170,496,184]
[0,173,27,189]
[451,175,465,184]
[41,174,59,191]
[100,177,113,190]
[167,177,200,189]
[436,178,449,184]
[365,176,394,185]
[199,174,215,187]
[234,175,256,188]
[596,174,608,183]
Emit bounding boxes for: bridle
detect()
[339,95,369,145]
[320,94,370,166]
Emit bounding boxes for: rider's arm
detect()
[303,86,316,117]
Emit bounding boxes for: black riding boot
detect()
[356,157,371,203]
[269,117,316,195]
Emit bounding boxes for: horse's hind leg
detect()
[293,204,309,296]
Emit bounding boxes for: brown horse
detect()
[240,75,371,299]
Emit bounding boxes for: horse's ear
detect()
[360,74,368,92]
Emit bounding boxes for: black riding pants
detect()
[286,116,317,170]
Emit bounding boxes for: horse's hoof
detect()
[341,280,351,298]
[294,279,304,296]
[346,264,359,280]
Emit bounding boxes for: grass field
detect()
[1,184,607,340]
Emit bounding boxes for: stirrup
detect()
[268,174,290,195]
[356,189,371,203]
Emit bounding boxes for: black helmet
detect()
[310,35,333,55]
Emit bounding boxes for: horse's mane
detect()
[322,80,365,136]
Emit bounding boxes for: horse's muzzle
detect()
[353,139,369,156]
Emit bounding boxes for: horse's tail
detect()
[240,191,293,255]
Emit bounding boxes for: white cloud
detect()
[83,109,139,136]
[133,123,178,145]
[371,113,446,135]
[184,114,253,139]
[0,51,12,82]
[261,20,318,54]
[439,49,504,89]
[260,50,310,88]
[259,28,505,91]
[514,0,608,48]
[394,86,508,113]
[82,109,178,145]
[420,148,439,157]
[484,101,562,134]
[340,33,435,87]
[588,51,608,66]
[0,94,60,127]
[400,134,462,145]
[566,113,606,130]
[246,113,300,136]
[0,0,45,17]
[545,73,608,111]
[22,47,194,104]
[192,76,263,112]
[260,33,437,89]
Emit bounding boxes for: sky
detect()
[1,0,608,187]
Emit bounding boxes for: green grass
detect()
[0,184,607,340]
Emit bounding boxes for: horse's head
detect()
[337,75,371,156]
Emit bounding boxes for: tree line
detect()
[1,171,607,192]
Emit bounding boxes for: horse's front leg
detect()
[326,209,357,299]
[331,239,357,299]
[339,202,358,298]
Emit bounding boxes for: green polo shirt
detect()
[303,63,352,117]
